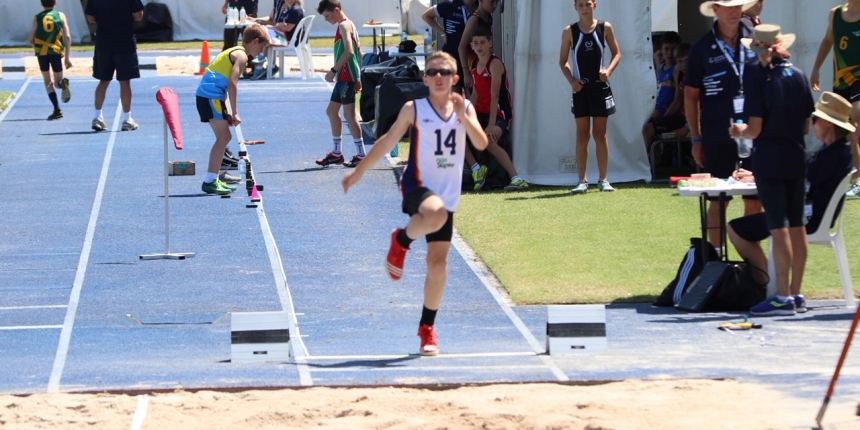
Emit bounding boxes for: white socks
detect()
[204,172,217,183]
[94,109,102,119]
[332,136,342,154]
[355,138,366,157]
[121,111,131,122]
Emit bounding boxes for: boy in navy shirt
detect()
[729,24,815,316]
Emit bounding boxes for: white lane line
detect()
[47,103,123,393]
[0,305,68,310]
[0,78,32,124]
[0,325,63,331]
[307,351,538,360]
[255,204,313,386]
[129,395,149,430]
[451,230,569,382]
[309,364,550,373]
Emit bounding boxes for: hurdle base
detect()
[139,252,196,260]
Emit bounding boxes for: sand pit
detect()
[0,379,833,429]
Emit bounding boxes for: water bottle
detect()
[423,28,432,53]
[237,155,246,179]
[239,6,246,21]
[401,31,407,42]
[734,119,752,158]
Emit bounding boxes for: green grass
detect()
[0,35,424,53]
[0,91,14,115]
[453,183,860,305]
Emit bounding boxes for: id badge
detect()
[733,95,745,114]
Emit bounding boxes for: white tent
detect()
[0,0,404,46]
[512,0,841,185]
[0,0,92,46]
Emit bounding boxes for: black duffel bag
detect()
[360,57,419,122]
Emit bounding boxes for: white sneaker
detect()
[219,170,241,184]
[571,180,588,194]
[121,118,139,131]
[92,117,107,132]
[847,183,860,198]
[598,179,615,192]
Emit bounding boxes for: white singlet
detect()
[399,97,470,212]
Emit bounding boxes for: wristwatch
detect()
[330,67,337,74]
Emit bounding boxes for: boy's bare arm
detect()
[486,59,505,133]
[558,26,576,88]
[342,102,416,193]
[227,51,248,123]
[811,8,837,91]
[665,67,683,116]
[422,7,445,41]
[460,102,487,151]
[28,18,37,47]
[61,13,73,67]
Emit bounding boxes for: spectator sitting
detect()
[653,48,664,79]
[643,42,691,157]
[650,31,682,119]
[260,0,305,44]
[728,91,856,306]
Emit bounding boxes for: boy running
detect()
[810,0,860,197]
[196,24,269,195]
[315,0,366,168]
[28,0,73,121]
[341,51,488,356]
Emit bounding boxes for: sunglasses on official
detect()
[425,68,454,77]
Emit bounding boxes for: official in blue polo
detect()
[729,24,815,316]
[684,0,760,253]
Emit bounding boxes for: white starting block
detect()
[231,311,291,363]
[546,305,607,355]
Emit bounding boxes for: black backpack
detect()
[653,238,718,307]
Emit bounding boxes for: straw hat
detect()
[741,24,796,56]
[813,92,856,133]
[699,0,757,17]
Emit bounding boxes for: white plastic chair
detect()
[266,15,315,80]
[766,169,857,307]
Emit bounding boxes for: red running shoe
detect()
[386,228,409,280]
[417,324,439,356]
[315,151,344,167]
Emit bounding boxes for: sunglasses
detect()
[425,68,454,77]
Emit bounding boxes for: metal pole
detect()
[163,120,171,254]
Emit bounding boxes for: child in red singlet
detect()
[457,0,498,93]
[465,27,527,191]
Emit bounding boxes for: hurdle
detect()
[140,88,195,260]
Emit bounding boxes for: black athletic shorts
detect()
[330,81,357,105]
[755,176,807,230]
[196,96,229,123]
[402,187,454,243]
[37,55,63,73]
[92,50,140,81]
[571,82,616,118]
[834,81,860,105]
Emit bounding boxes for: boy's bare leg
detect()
[788,226,808,296]
[118,80,132,113]
[40,71,54,92]
[728,225,769,285]
[707,200,729,250]
[405,196,448,241]
[575,117,591,180]
[593,116,610,180]
[326,101,343,137]
[343,102,362,141]
[487,140,518,177]
[642,122,656,153]
[207,119,232,175]
[770,227,792,297]
[94,80,110,110]
[743,198,762,216]
[423,241,451,310]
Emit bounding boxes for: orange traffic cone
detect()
[194,40,210,75]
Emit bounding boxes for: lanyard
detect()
[713,29,746,93]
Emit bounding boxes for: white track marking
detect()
[129,395,149,430]
[0,325,63,331]
[254,204,313,386]
[47,103,123,393]
[307,351,538,360]
[451,231,569,382]
[309,365,551,373]
[0,305,68,310]
[0,78,32,125]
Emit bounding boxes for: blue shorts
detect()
[755,176,807,231]
[330,81,357,105]
[196,96,228,123]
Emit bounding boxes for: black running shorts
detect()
[402,187,454,243]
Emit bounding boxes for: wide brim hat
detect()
[741,23,796,56]
[699,0,758,17]
[812,91,857,133]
